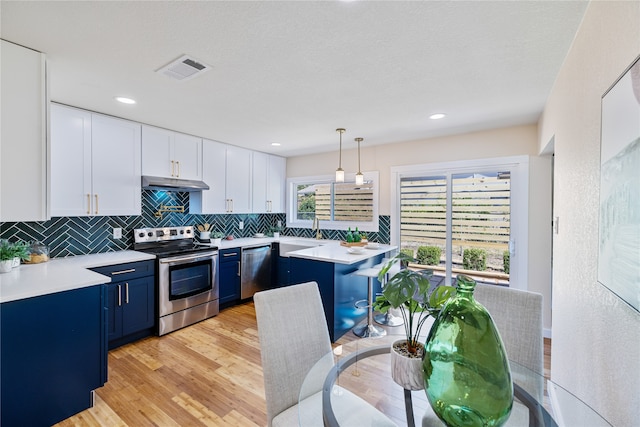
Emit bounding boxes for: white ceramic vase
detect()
[390,339,425,391]
[0,260,14,273]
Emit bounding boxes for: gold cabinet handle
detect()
[171,160,175,177]
[117,284,122,306]
[95,194,99,215]
[176,161,180,177]
[111,268,135,275]
[125,282,129,304]
[87,194,91,215]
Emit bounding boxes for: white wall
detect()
[287,124,554,333]
[538,1,640,425]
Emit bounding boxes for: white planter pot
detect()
[0,260,14,273]
[12,257,20,268]
[211,238,222,247]
[390,339,425,391]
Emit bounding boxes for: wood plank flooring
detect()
[56,302,551,427]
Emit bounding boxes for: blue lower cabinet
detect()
[91,260,155,349]
[1,285,108,427]
[290,255,384,342]
[219,248,241,307]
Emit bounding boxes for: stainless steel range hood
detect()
[142,175,210,192]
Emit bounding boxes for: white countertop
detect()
[0,251,155,304]
[286,240,397,265]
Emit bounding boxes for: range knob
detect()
[147,232,153,237]
[138,232,145,238]
[185,229,191,234]
[179,229,184,234]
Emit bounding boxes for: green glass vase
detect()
[423,275,513,427]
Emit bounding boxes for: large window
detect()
[391,157,528,289]
[287,172,379,231]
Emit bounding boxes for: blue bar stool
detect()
[352,267,386,338]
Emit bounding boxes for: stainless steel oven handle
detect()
[159,252,218,264]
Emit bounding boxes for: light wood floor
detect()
[56,302,551,427]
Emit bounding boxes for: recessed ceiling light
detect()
[115,96,136,104]
[429,113,446,120]
[271,142,281,147]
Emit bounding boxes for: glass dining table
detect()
[299,334,611,427]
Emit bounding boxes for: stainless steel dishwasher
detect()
[240,245,272,299]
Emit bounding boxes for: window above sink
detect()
[286,171,379,232]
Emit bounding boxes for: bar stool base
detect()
[353,322,387,338]
[374,312,404,327]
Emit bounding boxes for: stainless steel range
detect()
[133,226,219,336]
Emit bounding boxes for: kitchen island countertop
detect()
[0,250,155,303]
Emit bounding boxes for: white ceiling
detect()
[1,1,588,157]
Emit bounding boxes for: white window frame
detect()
[390,156,529,290]
[287,171,380,232]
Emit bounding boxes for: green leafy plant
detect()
[0,240,31,262]
[503,250,510,274]
[400,248,414,258]
[373,252,456,356]
[416,246,442,266]
[211,232,225,239]
[463,248,487,271]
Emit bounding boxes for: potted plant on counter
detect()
[374,252,455,390]
[210,232,225,247]
[0,240,31,273]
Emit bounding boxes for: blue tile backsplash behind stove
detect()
[0,190,390,258]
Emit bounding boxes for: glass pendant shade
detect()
[423,275,513,427]
[335,128,346,183]
[355,137,364,185]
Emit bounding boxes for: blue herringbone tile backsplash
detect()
[0,190,390,258]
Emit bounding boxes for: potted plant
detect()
[210,232,225,247]
[0,240,31,273]
[374,252,455,390]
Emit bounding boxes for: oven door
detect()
[158,251,218,317]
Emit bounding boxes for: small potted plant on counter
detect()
[210,232,225,247]
[0,240,31,273]
[374,252,455,390]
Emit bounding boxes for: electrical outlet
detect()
[277,220,282,228]
[239,221,244,230]
[113,227,122,239]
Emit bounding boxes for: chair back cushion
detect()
[254,281,332,426]
[474,284,544,375]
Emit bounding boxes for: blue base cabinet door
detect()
[0,285,108,426]
[219,248,241,306]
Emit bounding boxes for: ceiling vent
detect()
[156,54,211,81]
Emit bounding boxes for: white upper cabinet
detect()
[225,145,252,213]
[252,152,286,213]
[141,125,202,181]
[190,140,252,214]
[0,40,48,222]
[50,104,141,217]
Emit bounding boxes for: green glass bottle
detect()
[423,275,513,427]
[353,227,361,242]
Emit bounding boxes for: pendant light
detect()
[335,128,346,183]
[355,137,364,185]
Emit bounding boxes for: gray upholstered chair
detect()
[422,283,544,426]
[254,281,397,427]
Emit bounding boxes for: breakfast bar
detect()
[287,241,397,342]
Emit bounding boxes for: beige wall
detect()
[539,1,640,425]
[288,124,554,333]
[288,124,539,215]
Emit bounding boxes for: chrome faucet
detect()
[312,217,322,239]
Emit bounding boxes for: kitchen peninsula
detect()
[285,241,397,342]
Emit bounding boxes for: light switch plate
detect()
[113,227,122,239]
[239,221,244,230]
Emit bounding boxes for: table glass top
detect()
[299,334,611,427]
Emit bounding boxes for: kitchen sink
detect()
[279,240,325,257]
